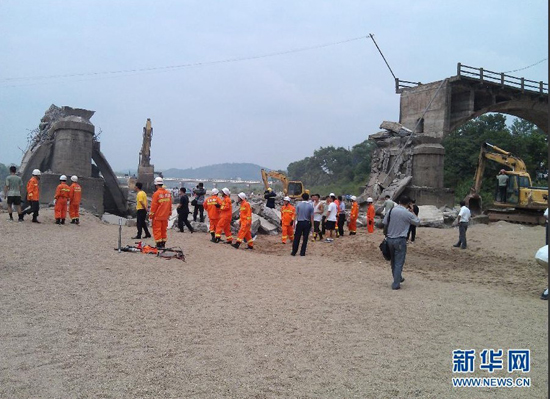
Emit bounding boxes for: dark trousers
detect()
[387,237,407,289]
[337,213,345,236]
[407,225,417,241]
[136,209,151,237]
[193,205,204,222]
[498,185,507,202]
[292,221,311,256]
[25,200,40,221]
[178,210,193,231]
[456,222,468,248]
[321,216,326,235]
[313,220,323,239]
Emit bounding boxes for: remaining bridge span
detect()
[362,64,547,207]
[397,63,548,136]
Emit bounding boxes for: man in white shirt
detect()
[324,196,338,242]
[453,201,471,249]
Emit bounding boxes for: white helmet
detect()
[71,175,78,182]
[283,196,291,202]
[367,197,373,203]
[351,196,357,201]
[222,187,230,196]
[32,169,41,176]
[238,192,247,200]
[154,177,164,185]
[60,175,67,181]
[329,192,336,197]
[211,188,219,195]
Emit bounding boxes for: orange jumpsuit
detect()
[281,203,295,243]
[69,183,82,221]
[236,200,253,248]
[349,202,359,234]
[204,195,222,233]
[149,187,172,245]
[367,203,375,233]
[54,182,71,219]
[27,176,40,201]
[215,196,233,243]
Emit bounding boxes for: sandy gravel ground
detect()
[0,208,547,398]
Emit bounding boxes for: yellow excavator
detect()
[260,169,308,200]
[465,142,548,224]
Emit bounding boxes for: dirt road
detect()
[0,209,547,398]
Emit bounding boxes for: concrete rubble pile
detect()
[357,120,454,211]
[231,199,281,236]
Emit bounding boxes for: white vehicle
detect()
[535,245,548,300]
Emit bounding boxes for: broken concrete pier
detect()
[19,105,128,216]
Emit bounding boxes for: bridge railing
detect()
[395,78,422,93]
[457,63,548,95]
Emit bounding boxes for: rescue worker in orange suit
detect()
[68,175,82,225]
[54,175,71,225]
[25,169,41,223]
[232,192,254,249]
[366,197,375,233]
[204,188,222,242]
[214,187,234,244]
[280,196,296,244]
[149,177,172,248]
[348,195,359,235]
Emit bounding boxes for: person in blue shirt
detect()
[291,193,314,257]
[383,195,420,290]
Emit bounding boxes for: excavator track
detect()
[487,209,546,225]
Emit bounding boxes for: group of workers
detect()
[134,180,382,252]
[204,187,254,249]
[4,167,82,225]
[6,168,378,255]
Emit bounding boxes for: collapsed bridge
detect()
[360,63,548,207]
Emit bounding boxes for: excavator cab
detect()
[505,175,520,205]
[287,182,304,197]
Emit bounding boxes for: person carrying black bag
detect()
[177,187,194,233]
[192,182,206,222]
[382,195,420,290]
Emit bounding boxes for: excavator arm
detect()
[472,142,528,194]
[261,169,289,193]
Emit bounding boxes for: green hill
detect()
[162,163,270,181]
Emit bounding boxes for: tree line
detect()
[286,139,375,195]
[443,114,548,203]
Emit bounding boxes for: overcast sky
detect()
[0,0,547,172]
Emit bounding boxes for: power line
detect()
[502,58,547,74]
[1,35,369,86]
[368,33,396,80]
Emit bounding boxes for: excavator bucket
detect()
[464,192,482,216]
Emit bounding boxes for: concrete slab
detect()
[258,216,279,235]
[418,205,444,227]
